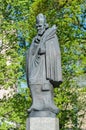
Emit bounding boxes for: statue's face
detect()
[36,14,46,34]
[36,24,44,32]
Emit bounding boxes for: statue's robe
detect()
[26,25,62,115]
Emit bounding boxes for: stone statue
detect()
[26,13,62,117]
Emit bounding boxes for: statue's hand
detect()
[38,46,46,55]
[34,35,40,44]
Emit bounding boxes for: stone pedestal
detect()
[26,117,59,130]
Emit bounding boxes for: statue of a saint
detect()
[26,13,62,117]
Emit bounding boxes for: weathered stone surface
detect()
[26,117,59,130]
[26,13,62,117]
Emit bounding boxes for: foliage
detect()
[0,0,32,129]
[0,0,32,88]
[0,88,31,130]
[0,0,86,129]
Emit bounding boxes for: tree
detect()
[0,0,32,129]
[0,0,32,88]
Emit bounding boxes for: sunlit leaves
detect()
[0,89,31,129]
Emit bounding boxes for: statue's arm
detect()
[31,38,39,55]
[38,39,46,55]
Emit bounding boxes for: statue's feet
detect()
[27,105,42,113]
[48,105,59,114]
[27,105,59,114]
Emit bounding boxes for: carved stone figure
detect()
[26,13,62,117]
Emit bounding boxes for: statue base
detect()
[29,110,56,117]
[26,117,59,130]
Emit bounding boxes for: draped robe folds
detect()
[26,25,62,115]
[26,25,62,87]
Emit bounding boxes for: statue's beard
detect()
[38,28,45,36]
